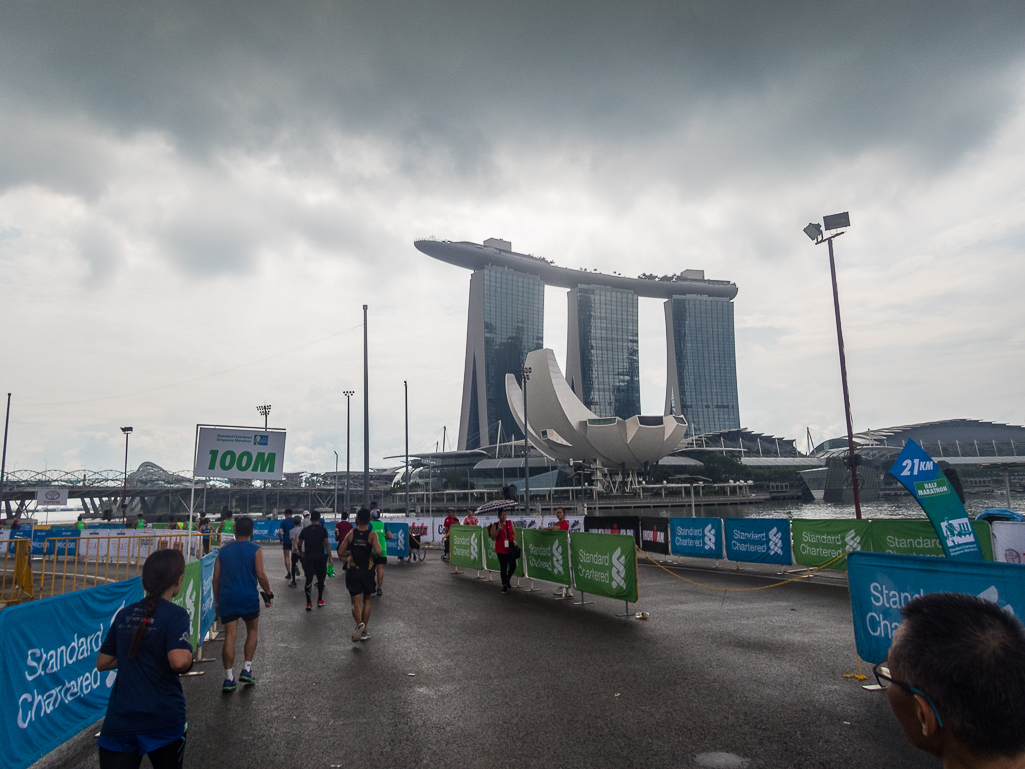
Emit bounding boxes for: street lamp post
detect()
[343,390,354,514]
[1,394,10,521]
[120,426,133,520]
[363,305,370,510]
[333,451,339,514]
[522,366,532,513]
[404,380,410,516]
[257,404,271,514]
[803,212,862,520]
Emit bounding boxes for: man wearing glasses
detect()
[874,592,1025,768]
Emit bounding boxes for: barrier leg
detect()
[522,578,540,593]
[616,601,632,617]
[572,590,593,607]
[553,584,573,600]
[474,569,486,580]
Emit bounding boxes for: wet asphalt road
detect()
[48,549,935,769]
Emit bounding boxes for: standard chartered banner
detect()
[521,529,570,585]
[992,522,1025,564]
[847,551,1025,664]
[669,518,723,559]
[199,550,217,644]
[723,519,792,565]
[888,440,983,560]
[448,525,483,570]
[483,527,524,577]
[570,531,638,603]
[867,520,992,561]
[384,523,409,558]
[0,577,145,769]
[194,426,286,481]
[792,519,870,570]
[170,558,203,648]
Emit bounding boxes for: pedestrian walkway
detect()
[42,553,933,769]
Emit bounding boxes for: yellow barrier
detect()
[1,539,34,605]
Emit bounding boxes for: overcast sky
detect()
[2,1,1024,475]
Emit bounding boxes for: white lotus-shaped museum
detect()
[505,349,689,471]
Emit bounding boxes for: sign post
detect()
[888,440,983,560]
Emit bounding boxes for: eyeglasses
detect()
[872,661,944,728]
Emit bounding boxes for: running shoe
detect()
[376,589,383,597]
[360,632,370,641]
[285,571,292,580]
[306,601,312,611]
[351,622,365,642]
[222,678,237,693]
[317,599,325,608]
[239,670,256,686]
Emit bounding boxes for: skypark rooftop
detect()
[415,237,739,300]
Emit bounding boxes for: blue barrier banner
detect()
[723,518,792,564]
[42,528,81,556]
[847,551,1025,664]
[888,440,983,560]
[384,523,409,558]
[669,518,724,559]
[0,577,145,769]
[199,550,217,644]
[31,530,49,556]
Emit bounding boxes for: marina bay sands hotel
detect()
[415,238,741,451]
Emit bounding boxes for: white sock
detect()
[243,661,252,673]
[225,668,234,681]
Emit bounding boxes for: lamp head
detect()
[823,212,850,231]
[121,426,133,434]
[803,222,823,241]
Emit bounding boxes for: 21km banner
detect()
[888,440,983,560]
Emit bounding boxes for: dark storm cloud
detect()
[2,0,1023,180]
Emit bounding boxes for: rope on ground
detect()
[635,546,849,593]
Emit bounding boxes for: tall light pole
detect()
[333,450,339,514]
[343,389,354,513]
[522,366,531,513]
[804,212,862,520]
[363,304,370,510]
[257,404,271,514]
[120,426,133,520]
[404,380,410,515]
[1,394,10,521]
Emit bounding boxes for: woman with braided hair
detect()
[95,548,194,769]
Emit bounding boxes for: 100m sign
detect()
[208,450,276,473]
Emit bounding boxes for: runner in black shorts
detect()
[338,508,382,642]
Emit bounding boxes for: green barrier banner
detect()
[888,440,984,560]
[521,529,571,585]
[483,527,524,577]
[449,524,483,570]
[791,519,871,570]
[570,531,638,603]
[170,558,203,648]
[868,519,992,561]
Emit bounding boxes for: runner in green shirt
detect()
[75,516,86,531]
[135,515,146,529]
[218,507,235,543]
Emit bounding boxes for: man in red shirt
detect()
[334,513,353,569]
[442,509,459,562]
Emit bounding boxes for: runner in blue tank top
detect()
[212,516,273,692]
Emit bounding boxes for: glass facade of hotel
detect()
[464,266,544,449]
[570,285,640,419]
[666,295,740,436]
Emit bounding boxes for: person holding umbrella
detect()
[488,509,519,593]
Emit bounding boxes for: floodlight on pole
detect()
[803,211,862,519]
[343,390,354,513]
[257,404,271,431]
[522,366,532,512]
[120,426,133,519]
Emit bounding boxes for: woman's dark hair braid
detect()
[129,548,186,658]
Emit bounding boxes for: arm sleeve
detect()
[98,612,121,656]
[166,606,193,653]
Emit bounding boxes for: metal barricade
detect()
[1,539,34,605]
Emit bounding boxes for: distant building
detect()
[566,284,640,419]
[664,294,741,435]
[415,237,739,449]
[459,263,544,450]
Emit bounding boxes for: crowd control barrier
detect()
[791,520,871,570]
[0,576,145,769]
[640,517,670,555]
[521,529,571,586]
[583,516,641,546]
[569,532,638,603]
[384,523,410,558]
[483,527,525,578]
[847,551,1025,664]
[866,519,992,561]
[448,525,483,570]
[669,518,724,559]
[723,519,792,565]
[0,540,33,605]
[991,522,1025,563]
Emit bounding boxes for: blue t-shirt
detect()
[99,599,191,736]
[217,540,260,617]
[279,517,295,543]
